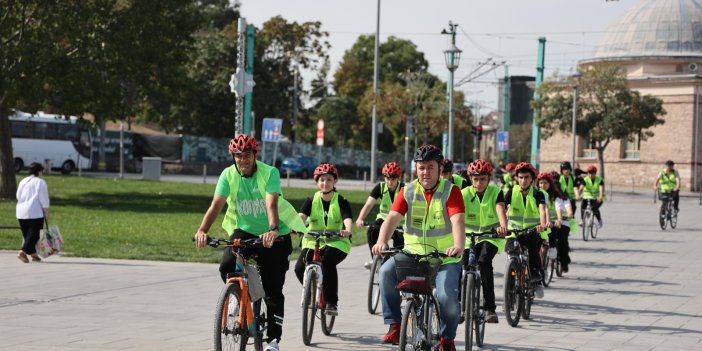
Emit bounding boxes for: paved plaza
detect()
[1,192,701,350]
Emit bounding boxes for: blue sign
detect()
[442,132,448,156]
[261,118,283,143]
[497,131,509,151]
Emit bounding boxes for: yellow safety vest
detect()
[462,184,506,253]
[377,182,405,225]
[559,174,577,200]
[658,169,677,193]
[303,191,351,254]
[508,186,541,232]
[582,176,603,200]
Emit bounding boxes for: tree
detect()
[532,63,666,176]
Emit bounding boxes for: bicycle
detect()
[383,247,449,351]
[581,199,599,241]
[201,237,270,351]
[659,191,678,230]
[503,227,540,327]
[460,230,501,351]
[364,222,404,315]
[299,230,343,345]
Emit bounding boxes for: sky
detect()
[239,0,641,113]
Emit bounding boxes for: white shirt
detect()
[16,175,50,219]
[554,197,572,227]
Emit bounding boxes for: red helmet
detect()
[313,163,338,180]
[382,162,402,177]
[505,162,516,171]
[442,159,454,173]
[586,165,597,173]
[468,159,493,175]
[549,171,560,180]
[228,134,259,154]
[537,172,553,181]
[514,162,537,177]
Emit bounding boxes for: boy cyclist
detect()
[654,160,681,213]
[578,165,604,229]
[461,159,507,323]
[558,161,580,213]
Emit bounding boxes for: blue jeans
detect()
[379,256,461,340]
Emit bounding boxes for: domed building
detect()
[540,0,702,191]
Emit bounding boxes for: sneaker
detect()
[534,285,544,299]
[17,251,29,263]
[364,260,373,270]
[381,323,400,344]
[438,337,456,351]
[597,219,603,229]
[562,264,569,273]
[30,254,41,262]
[547,248,557,259]
[325,304,338,316]
[264,340,279,351]
[486,310,499,323]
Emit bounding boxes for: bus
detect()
[10,110,93,174]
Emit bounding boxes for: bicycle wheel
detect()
[670,203,678,229]
[521,268,532,320]
[473,277,486,348]
[427,296,441,349]
[463,275,475,351]
[659,204,667,230]
[555,257,563,278]
[583,211,591,241]
[503,259,522,327]
[545,256,555,286]
[253,299,266,351]
[301,271,317,346]
[214,283,246,351]
[367,255,382,314]
[591,220,599,239]
[321,302,335,336]
[539,244,550,288]
[399,298,419,351]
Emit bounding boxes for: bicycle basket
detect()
[394,253,442,295]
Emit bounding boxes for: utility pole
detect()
[229,17,255,136]
[442,22,460,161]
[243,24,255,135]
[530,37,546,169]
[501,65,510,162]
[292,66,299,154]
[370,0,381,183]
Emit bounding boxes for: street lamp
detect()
[571,72,582,169]
[442,22,461,160]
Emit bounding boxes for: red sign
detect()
[316,119,324,146]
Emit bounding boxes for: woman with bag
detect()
[15,162,50,263]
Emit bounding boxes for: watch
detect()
[269,225,279,231]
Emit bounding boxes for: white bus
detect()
[10,111,93,174]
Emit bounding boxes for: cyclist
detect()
[461,159,507,323]
[356,162,405,269]
[372,145,465,351]
[294,163,353,316]
[558,161,580,213]
[537,172,573,273]
[578,165,604,229]
[502,162,516,194]
[194,134,292,351]
[654,160,681,213]
[442,158,470,189]
[504,162,548,298]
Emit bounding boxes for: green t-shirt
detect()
[215,166,290,235]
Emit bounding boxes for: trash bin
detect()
[142,157,161,180]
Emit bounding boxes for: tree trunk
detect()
[0,109,18,199]
[597,146,606,179]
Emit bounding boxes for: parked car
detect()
[280,156,317,178]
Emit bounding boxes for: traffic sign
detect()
[497,131,509,151]
[316,119,324,146]
[261,118,283,143]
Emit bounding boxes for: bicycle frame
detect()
[302,236,326,311]
[222,243,257,336]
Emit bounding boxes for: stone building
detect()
[539,0,702,191]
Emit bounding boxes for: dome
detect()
[593,0,702,59]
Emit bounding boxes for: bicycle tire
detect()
[399,298,419,351]
[539,244,549,288]
[670,203,678,229]
[474,276,485,348]
[214,283,246,351]
[591,221,599,239]
[583,211,591,241]
[503,259,521,327]
[659,203,667,230]
[428,296,441,349]
[301,272,317,346]
[253,299,266,351]
[521,267,532,320]
[464,275,475,351]
[545,257,555,286]
[321,310,335,336]
[555,257,563,278]
[367,255,382,314]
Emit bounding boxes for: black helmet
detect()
[665,160,674,167]
[560,161,572,171]
[413,145,443,163]
[442,159,454,173]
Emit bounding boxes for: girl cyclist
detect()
[537,172,573,273]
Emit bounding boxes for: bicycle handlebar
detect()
[193,236,279,248]
[361,221,404,233]
[506,226,539,236]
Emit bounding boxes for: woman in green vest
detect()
[356,162,405,269]
[537,172,573,273]
[462,159,507,323]
[294,163,353,316]
[578,165,604,229]
[654,160,681,212]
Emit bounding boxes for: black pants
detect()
[219,230,292,343]
[294,246,347,305]
[547,226,571,270]
[581,199,602,222]
[463,242,498,312]
[18,218,44,255]
[366,219,404,257]
[509,230,543,276]
[570,198,577,214]
[671,190,680,211]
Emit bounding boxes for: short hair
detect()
[28,162,44,176]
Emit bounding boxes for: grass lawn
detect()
[0,174,375,263]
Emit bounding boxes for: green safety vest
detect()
[508,186,541,233]
[502,174,514,193]
[302,191,351,254]
[376,182,405,225]
[541,192,558,240]
[222,161,307,235]
[582,176,603,200]
[462,184,506,253]
[559,174,577,200]
[658,169,677,193]
[451,174,465,189]
[404,178,460,264]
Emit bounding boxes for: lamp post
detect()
[442,22,461,160]
[571,73,582,169]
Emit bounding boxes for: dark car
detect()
[280,156,317,178]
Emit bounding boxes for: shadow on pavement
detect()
[311,333,396,350]
[571,246,672,254]
[574,260,668,270]
[568,275,678,287]
[41,261,152,267]
[545,284,690,298]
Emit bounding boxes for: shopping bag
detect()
[36,222,64,258]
